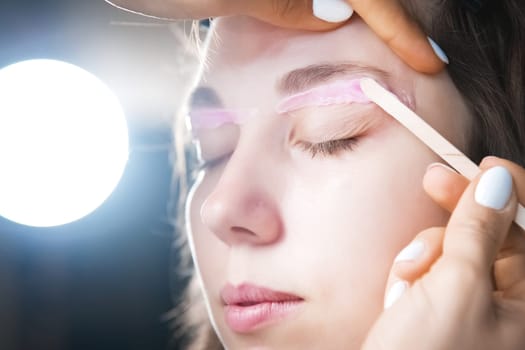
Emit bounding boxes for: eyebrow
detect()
[276,62,390,96]
[188,62,390,109]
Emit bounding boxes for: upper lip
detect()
[221,283,303,306]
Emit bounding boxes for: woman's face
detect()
[186,16,471,349]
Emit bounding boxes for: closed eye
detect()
[297,137,360,158]
[196,152,233,171]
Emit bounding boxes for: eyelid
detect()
[196,152,232,171]
[191,123,240,164]
[289,103,378,144]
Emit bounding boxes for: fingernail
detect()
[384,280,408,309]
[394,240,425,263]
[427,37,450,64]
[426,162,456,173]
[475,166,513,210]
[313,0,354,23]
[480,156,499,167]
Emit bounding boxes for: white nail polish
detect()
[384,281,408,309]
[394,240,425,263]
[427,37,450,64]
[475,166,513,210]
[313,0,354,23]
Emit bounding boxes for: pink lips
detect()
[221,283,304,333]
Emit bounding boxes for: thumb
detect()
[105,0,345,29]
[443,166,518,272]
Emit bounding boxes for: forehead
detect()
[195,17,414,112]
[202,16,409,79]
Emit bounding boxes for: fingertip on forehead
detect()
[212,14,369,42]
[214,15,280,32]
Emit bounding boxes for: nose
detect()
[200,166,283,247]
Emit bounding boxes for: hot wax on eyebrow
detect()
[276,79,372,114]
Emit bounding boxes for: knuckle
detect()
[412,280,440,318]
[271,0,292,17]
[271,0,309,19]
[435,258,485,307]
[440,258,479,287]
[453,216,500,249]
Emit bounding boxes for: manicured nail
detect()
[426,162,456,173]
[428,37,450,64]
[475,166,513,210]
[394,240,425,263]
[313,0,354,23]
[384,280,408,309]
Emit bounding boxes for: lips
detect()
[221,283,304,333]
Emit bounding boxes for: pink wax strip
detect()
[189,108,259,130]
[276,79,372,114]
[189,109,236,129]
[189,109,239,130]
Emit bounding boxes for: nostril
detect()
[201,190,282,246]
[231,226,256,236]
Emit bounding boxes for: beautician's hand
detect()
[362,157,525,350]
[105,0,447,74]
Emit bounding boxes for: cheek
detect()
[280,125,449,293]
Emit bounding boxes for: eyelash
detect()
[192,137,360,170]
[298,137,360,158]
[196,152,232,171]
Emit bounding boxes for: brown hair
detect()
[172,1,525,348]
[407,0,525,165]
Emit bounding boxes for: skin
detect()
[105,0,445,74]
[186,16,470,349]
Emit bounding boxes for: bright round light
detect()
[0,59,129,227]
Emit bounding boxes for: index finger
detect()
[105,0,229,19]
[349,0,446,74]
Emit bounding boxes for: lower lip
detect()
[224,300,303,333]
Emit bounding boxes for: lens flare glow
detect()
[0,59,129,227]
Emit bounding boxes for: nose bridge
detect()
[200,125,284,247]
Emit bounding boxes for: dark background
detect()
[0,1,197,349]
